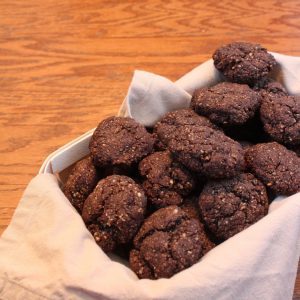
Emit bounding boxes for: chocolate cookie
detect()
[213,42,277,84]
[89,116,154,168]
[245,142,300,195]
[199,173,269,241]
[63,156,99,213]
[129,205,212,279]
[260,94,300,145]
[252,78,288,96]
[166,124,245,178]
[139,151,196,208]
[191,82,261,126]
[82,175,147,253]
[154,108,219,150]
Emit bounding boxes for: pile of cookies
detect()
[63,42,300,280]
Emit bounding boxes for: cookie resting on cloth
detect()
[245,142,300,195]
[129,205,213,279]
[82,175,147,252]
[213,42,276,85]
[63,156,100,213]
[198,173,269,241]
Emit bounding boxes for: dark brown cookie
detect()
[191,82,261,126]
[154,108,219,149]
[166,124,245,178]
[82,175,147,253]
[89,116,154,168]
[129,205,212,279]
[245,142,300,195]
[199,173,269,241]
[139,151,196,208]
[252,78,288,96]
[213,42,277,84]
[63,156,100,213]
[260,94,300,145]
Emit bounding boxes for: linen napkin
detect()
[1,53,300,300]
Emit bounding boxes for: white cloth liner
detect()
[1,52,300,300]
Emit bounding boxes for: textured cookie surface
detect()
[82,175,147,252]
[89,116,154,168]
[139,151,196,208]
[199,173,269,241]
[129,205,212,279]
[245,142,300,195]
[166,124,245,178]
[191,82,261,126]
[63,156,99,213]
[260,94,300,145]
[213,42,276,84]
[154,108,218,149]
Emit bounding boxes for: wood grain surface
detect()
[0,0,299,298]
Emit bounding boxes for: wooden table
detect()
[1,0,299,298]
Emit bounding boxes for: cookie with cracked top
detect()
[154,108,219,150]
[63,156,100,213]
[139,151,196,208]
[82,175,147,253]
[260,94,300,145]
[245,142,300,195]
[213,42,277,84]
[89,116,154,168]
[129,205,213,279]
[199,173,269,241]
[166,124,245,178]
[191,82,261,126]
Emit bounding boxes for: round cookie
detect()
[166,124,245,178]
[89,116,154,168]
[154,108,219,149]
[82,175,147,253]
[199,173,269,241]
[245,142,300,195]
[191,82,261,126]
[139,151,196,208]
[260,94,300,145]
[213,42,277,84]
[129,205,212,279]
[63,156,100,213]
